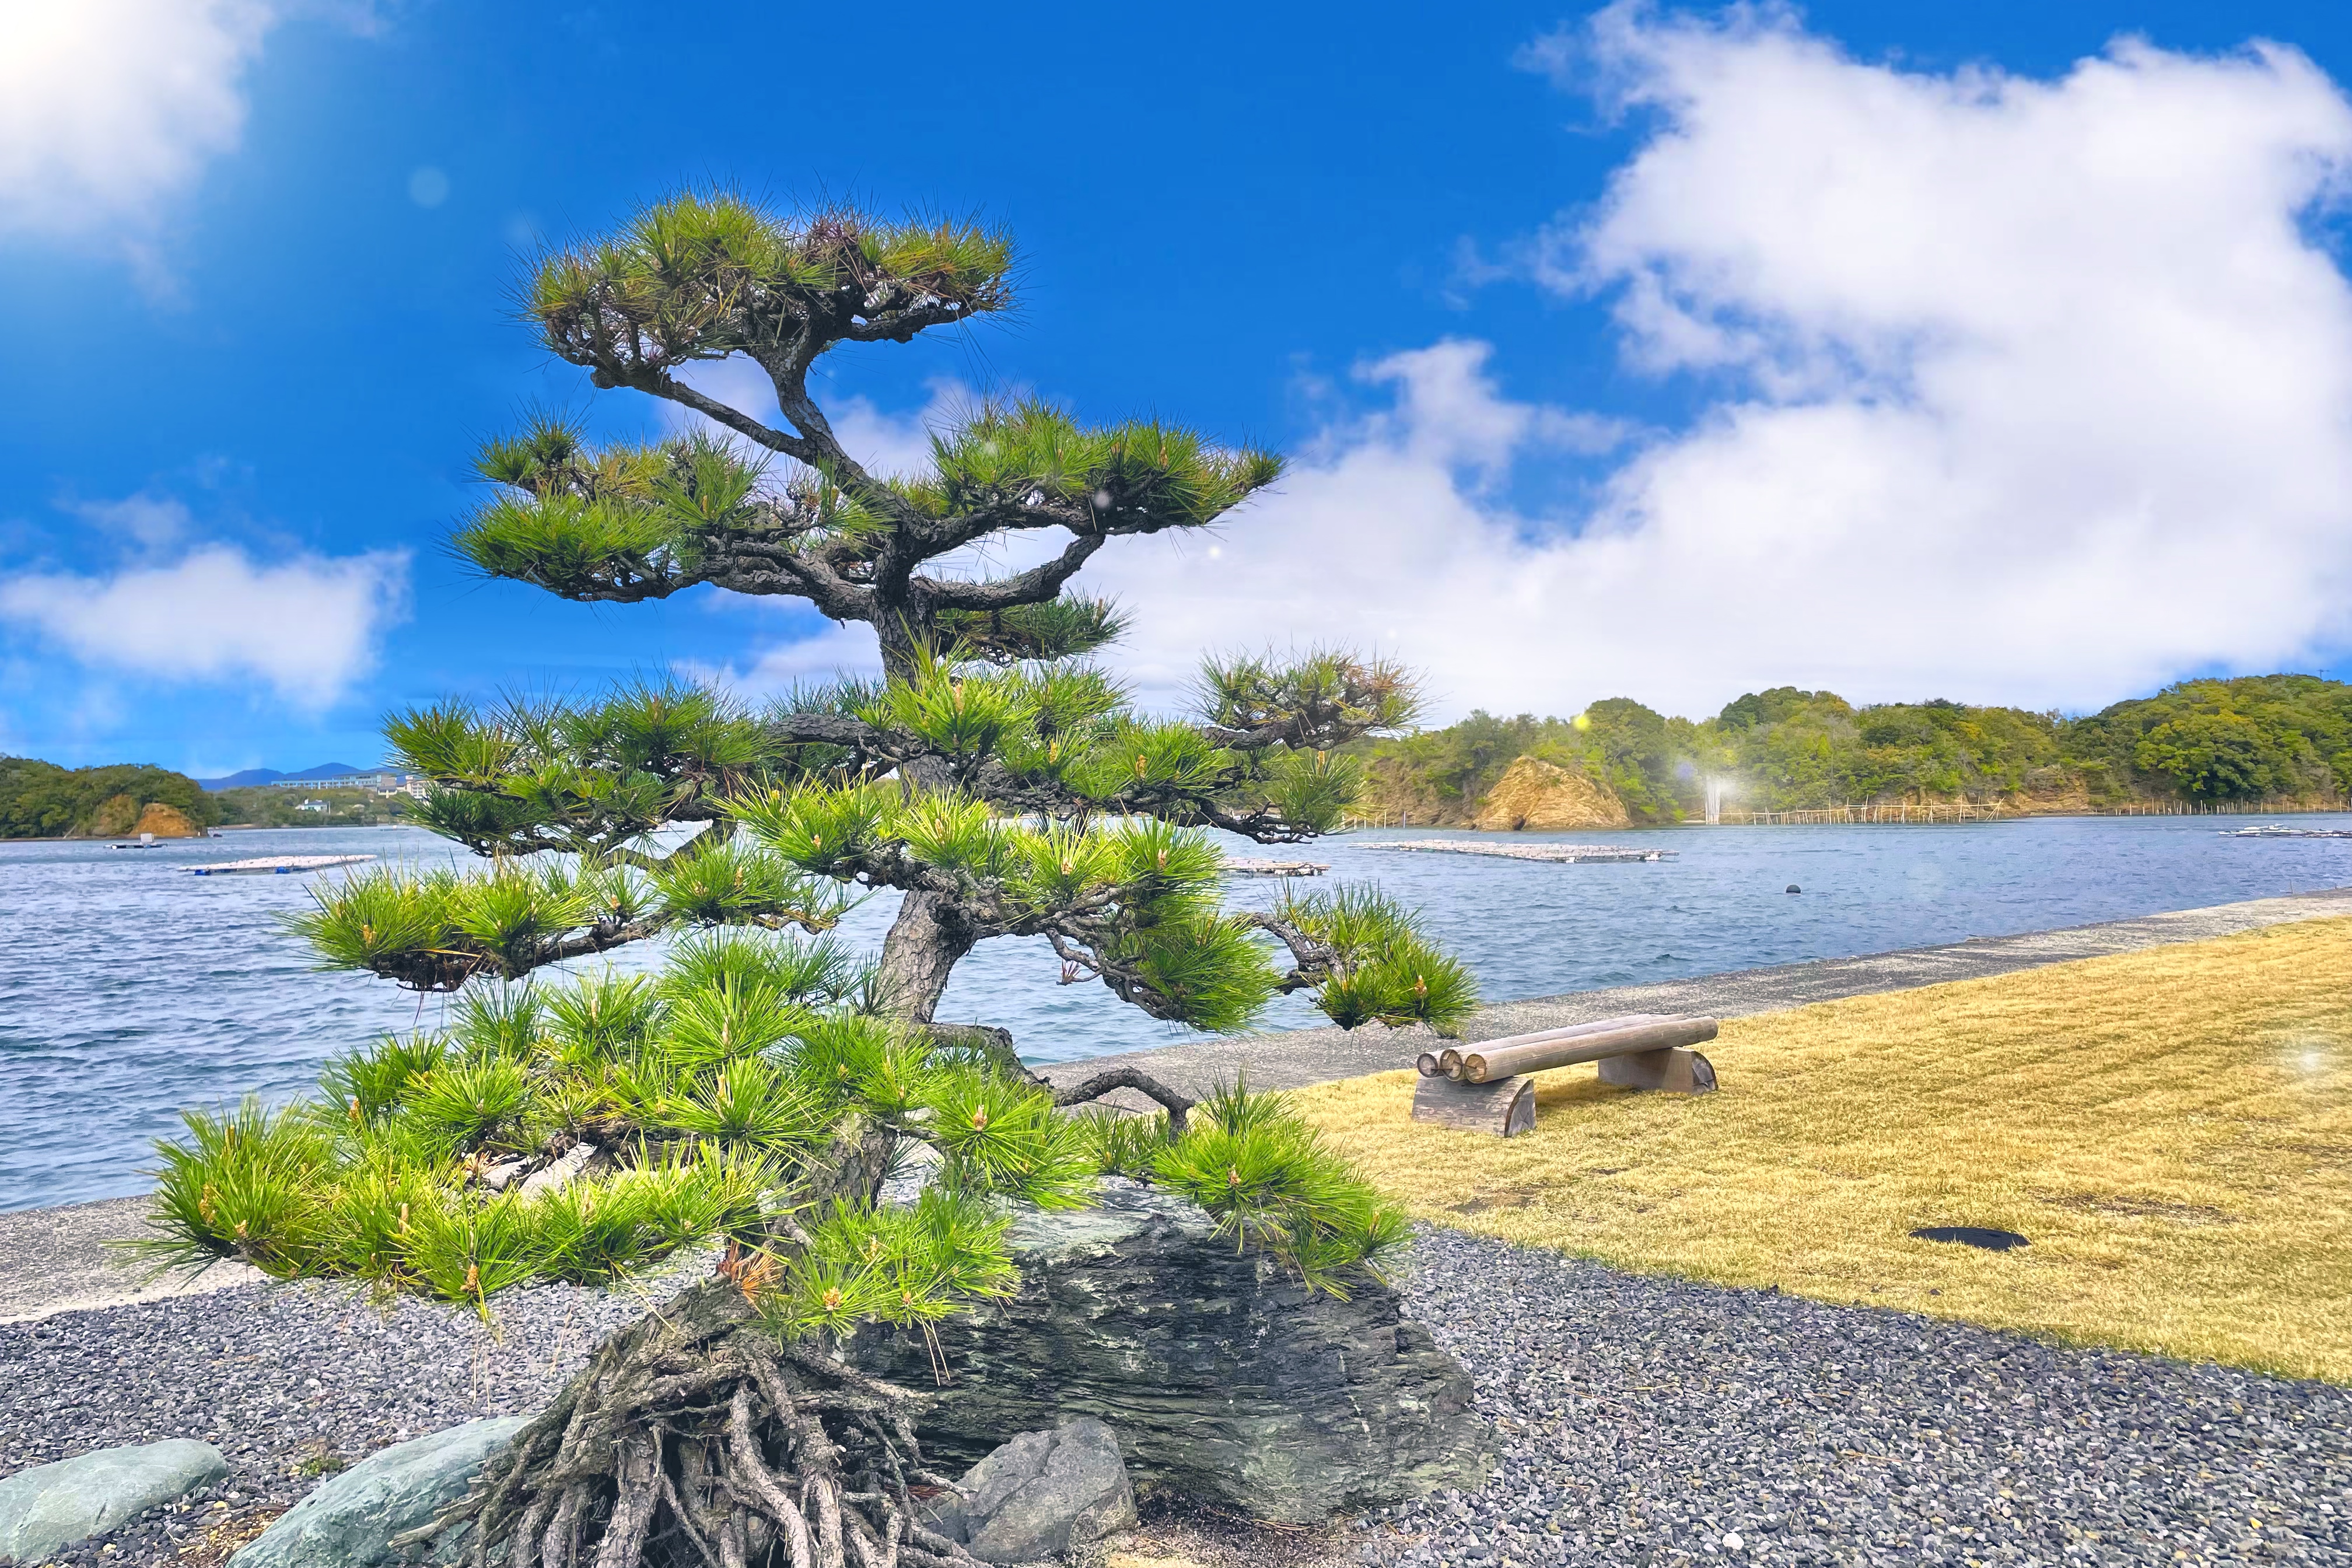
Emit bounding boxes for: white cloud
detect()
[0,545,410,708]
[67,492,191,550]
[679,622,883,702]
[0,1,275,237]
[1092,12,2352,719]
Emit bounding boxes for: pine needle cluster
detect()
[139,933,1410,1324]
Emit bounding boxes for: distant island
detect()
[1352,673,2352,829]
[8,672,2347,841]
[0,758,415,839]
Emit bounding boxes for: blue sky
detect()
[8,2,2352,775]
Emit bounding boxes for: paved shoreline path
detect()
[1038,883,2352,1098]
[4,884,2348,1326]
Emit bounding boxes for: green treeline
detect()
[210,785,412,828]
[0,758,219,838]
[1357,674,2352,825]
[12,671,2348,839]
[0,760,420,838]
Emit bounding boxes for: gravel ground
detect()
[6,1231,2349,1566]
[0,1266,684,1566]
[1356,1230,2352,1567]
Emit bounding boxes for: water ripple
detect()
[5,815,2347,1210]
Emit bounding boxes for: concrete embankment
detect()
[5,884,2348,1325]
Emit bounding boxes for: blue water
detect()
[5,814,2350,1211]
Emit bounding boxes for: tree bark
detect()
[877,890,978,1024]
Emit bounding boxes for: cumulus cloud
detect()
[66,492,192,551]
[0,544,411,708]
[1094,10,2352,719]
[678,622,884,702]
[0,1,275,239]
[0,0,384,282]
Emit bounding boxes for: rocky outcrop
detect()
[855,1183,1490,1524]
[232,1417,527,1566]
[0,1439,227,1563]
[1472,756,1630,831]
[132,801,203,837]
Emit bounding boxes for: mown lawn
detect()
[1291,917,2352,1382]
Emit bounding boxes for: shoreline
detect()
[6,802,2350,849]
[1035,882,2352,1099]
[1342,799,2352,831]
[7,883,2348,1325]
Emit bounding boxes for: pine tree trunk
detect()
[867,618,985,1028]
[877,890,977,1023]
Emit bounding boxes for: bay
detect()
[4,813,2348,1212]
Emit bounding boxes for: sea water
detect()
[4,813,2348,1210]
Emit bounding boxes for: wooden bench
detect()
[1410,1013,1719,1136]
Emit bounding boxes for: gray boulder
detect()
[0,1438,228,1563]
[856,1181,1489,1523]
[954,1418,1135,1564]
[233,1416,527,1567]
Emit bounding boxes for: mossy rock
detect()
[853,1182,1490,1523]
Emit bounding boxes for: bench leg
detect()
[1597,1047,1717,1094]
[1412,1073,1538,1135]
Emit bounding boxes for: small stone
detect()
[957,1418,1136,1566]
[230,1416,527,1566]
[0,1439,228,1563]
[1724,1531,1745,1550]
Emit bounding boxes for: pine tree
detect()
[141,192,1475,1568]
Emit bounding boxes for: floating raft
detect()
[190,854,377,876]
[1223,858,1329,877]
[2222,825,2352,839]
[1356,839,1675,864]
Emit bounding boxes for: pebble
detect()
[0,1272,657,1565]
[1356,1228,2352,1565]
[6,1230,2350,1565]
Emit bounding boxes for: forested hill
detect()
[0,758,219,839]
[1355,674,2352,827]
[12,671,2346,838]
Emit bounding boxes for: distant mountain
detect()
[195,768,281,791]
[195,763,369,792]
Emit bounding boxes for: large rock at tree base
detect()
[232,1417,528,1567]
[854,1182,1490,1524]
[1471,756,1630,831]
[0,1438,228,1563]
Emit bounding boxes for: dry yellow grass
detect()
[1290,917,2352,1382]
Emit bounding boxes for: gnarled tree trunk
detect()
[876,890,977,1024]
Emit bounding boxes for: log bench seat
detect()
[1409,1013,1719,1136]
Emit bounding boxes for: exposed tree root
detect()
[402,1280,988,1568]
